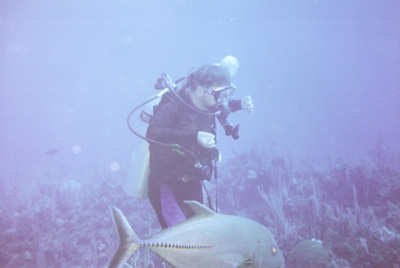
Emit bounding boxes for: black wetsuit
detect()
[146,88,241,229]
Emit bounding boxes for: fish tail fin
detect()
[108,206,141,268]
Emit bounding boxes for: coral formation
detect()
[286,239,333,268]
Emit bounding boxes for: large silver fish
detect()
[109,201,284,268]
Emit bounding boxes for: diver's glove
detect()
[197,131,216,148]
[241,95,254,114]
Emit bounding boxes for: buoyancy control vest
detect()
[146,88,218,182]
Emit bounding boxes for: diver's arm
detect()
[228,99,242,112]
[229,96,254,114]
[146,101,197,144]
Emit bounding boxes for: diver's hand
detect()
[197,131,216,148]
[241,95,254,114]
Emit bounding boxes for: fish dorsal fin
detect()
[183,201,216,217]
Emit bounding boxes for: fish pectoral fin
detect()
[220,254,254,267]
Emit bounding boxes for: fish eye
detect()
[271,245,278,256]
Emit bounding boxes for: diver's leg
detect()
[148,176,168,229]
[160,184,186,227]
[173,180,204,218]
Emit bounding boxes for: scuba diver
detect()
[143,58,254,229]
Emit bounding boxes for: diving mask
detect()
[211,84,236,105]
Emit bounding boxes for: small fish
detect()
[45,149,58,156]
[109,201,284,268]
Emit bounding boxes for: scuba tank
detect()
[123,141,150,199]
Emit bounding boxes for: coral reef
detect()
[1,142,399,267]
[217,144,400,267]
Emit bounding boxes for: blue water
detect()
[1,1,399,267]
